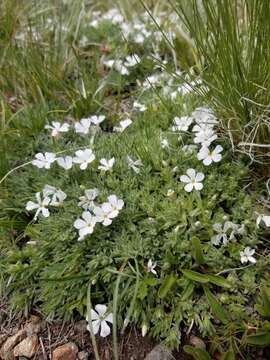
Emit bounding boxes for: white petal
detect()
[26,201,38,211]
[74,219,86,229]
[91,319,101,335]
[80,162,88,170]
[195,172,204,182]
[103,218,112,226]
[42,208,50,217]
[213,154,222,162]
[180,175,190,183]
[90,309,99,320]
[194,182,203,191]
[186,168,196,179]
[203,157,212,166]
[215,145,223,154]
[248,256,256,263]
[100,320,111,337]
[95,304,107,317]
[184,183,193,192]
[262,216,270,227]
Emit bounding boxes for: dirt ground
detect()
[0,301,190,359]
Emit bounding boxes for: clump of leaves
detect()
[173,0,270,163]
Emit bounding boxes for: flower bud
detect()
[142,323,148,337]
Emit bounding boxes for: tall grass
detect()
[172,0,270,163]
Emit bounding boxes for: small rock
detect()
[77,350,89,360]
[144,345,174,360]
[25,315,45,335]
[52,342,78,360]
[13,335,38,358]
[74,320,88,333]
[0,329,27,360]
[189,335,206,349]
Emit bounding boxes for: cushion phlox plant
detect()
[1,2,270,357]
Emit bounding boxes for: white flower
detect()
[134,33,146,44]
[56,156,73,170]
[256,214,270,227]
[192,122,214,133]
[147,259,157,275]
[26,192,50,220]
[124,54,141,67]
[197,145,223,166]
[73,149,95,170]
[78,188,99,210]
[240,247,256,264]
[172,116,193,132]
[93,203,115,226]
[74,118,91,134]
[133,101,147,112]
[161,138,169,149]
[211,222,231,245]
[193,129,217,147]
[113,118,132,132]
[127,156,142,173]
[32,152,56,169]
[192,107,218,126]
[180,168,204,192]
[90,115,105,125]
[211,221,243,245]
[74,211,96,241]
[107,195,124,217]
[87,304,113,338]
[43,185,67,206]
[45,121,70,137]
[98,158,115,172]
[108,60,129,75]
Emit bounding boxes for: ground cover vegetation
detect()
[1,0,270,358]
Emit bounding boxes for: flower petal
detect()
[184,183,193,192]
[95,304,107,317]
[100,320,111,337]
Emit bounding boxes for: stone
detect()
[189,335,206,349]
[0,329,27,360]
[77,350,90,360]
[25,315,45,335]
[52,342,78,360]
[144,345,174,360]
[74,320,88,333]
[13,335,38,358]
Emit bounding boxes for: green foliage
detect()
[0,1,270,357]
[173,0,270,162]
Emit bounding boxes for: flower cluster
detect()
[103,54,141,76]
[74,193,124,241]
[26,185,67,220]
[32,149,95,171]
[44,114,105,138]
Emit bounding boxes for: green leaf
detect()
[192,237,205,265]
[261,287,270,317]
[203,286,229,324]
[246,332,270,345]
[182,270,209,283]
[137,281,148,300]
[221,350,235,360]
[181,280,194,301]
[206,274,230,288]
[184,345,211,360]
[158,274,177,299]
